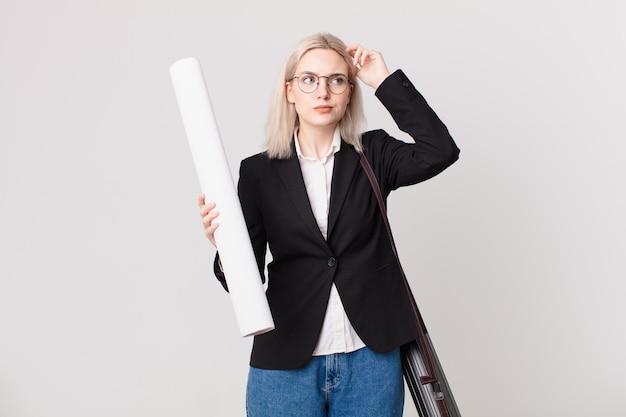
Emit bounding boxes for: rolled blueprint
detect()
[169,57,274,337]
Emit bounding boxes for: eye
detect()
[300,74,317,85]
[329,75,347,86]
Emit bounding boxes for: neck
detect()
[297,125,336,160]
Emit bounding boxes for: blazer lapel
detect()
[274,155,328,247]
[327,142,360,237]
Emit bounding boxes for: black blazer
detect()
[215,70,460,370]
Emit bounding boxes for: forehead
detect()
[296,48,349,74]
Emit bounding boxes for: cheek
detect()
[337,97,351,115]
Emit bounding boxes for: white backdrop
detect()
[1,1,625,416]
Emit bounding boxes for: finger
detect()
[202,207,219,224]
[197,193,206,208]
[346,44,363,65]
[199,201,216,216]
[207,208,219,222]
[359,49,370,67]
[205,222,220,241]
[345,44,360,56]
[205,220,220,232]
[204,211,220,231]
[354,48,365,67]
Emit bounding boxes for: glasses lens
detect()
[297,74,318,93]
[327,75,349,94]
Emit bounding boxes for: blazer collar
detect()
[274,140,361,247]
[327,141,360,236]
[274,149,328,247]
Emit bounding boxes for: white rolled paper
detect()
[169,57,274,337]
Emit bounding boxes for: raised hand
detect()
[345,44,391,89]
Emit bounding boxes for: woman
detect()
[198,32,459,417]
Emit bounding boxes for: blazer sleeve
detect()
[366,69,460,195]
[212,155,269,291]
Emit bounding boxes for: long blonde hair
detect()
[264,33,366,159]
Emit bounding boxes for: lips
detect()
[314,105,333,113]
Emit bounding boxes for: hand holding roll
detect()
[198,194,219,248]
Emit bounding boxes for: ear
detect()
[286,81,295,103]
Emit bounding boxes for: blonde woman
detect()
[199,32,460,417]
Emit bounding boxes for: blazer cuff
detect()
[213,252,229,292]
[375,69,419,101]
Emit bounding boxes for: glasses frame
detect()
[291,72,352,95]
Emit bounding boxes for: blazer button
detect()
[327,257,336,267]
[402,80,410,88]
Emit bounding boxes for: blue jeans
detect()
[246,347,404,417]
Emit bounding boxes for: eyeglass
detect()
[292,72,352,95]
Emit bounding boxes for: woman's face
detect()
[286,48,352,133]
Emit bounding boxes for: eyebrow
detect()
[298,71,348,77]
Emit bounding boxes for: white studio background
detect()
[1,1,624,416]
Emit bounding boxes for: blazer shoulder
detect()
[360,128,389,143]
[359,128,393,154]
[240,151,271,173]
[241,151,268,165]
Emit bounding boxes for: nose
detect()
[316,78,330,98]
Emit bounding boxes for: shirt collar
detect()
[294,127,341,161]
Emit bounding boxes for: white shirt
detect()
[294,127,366,356]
